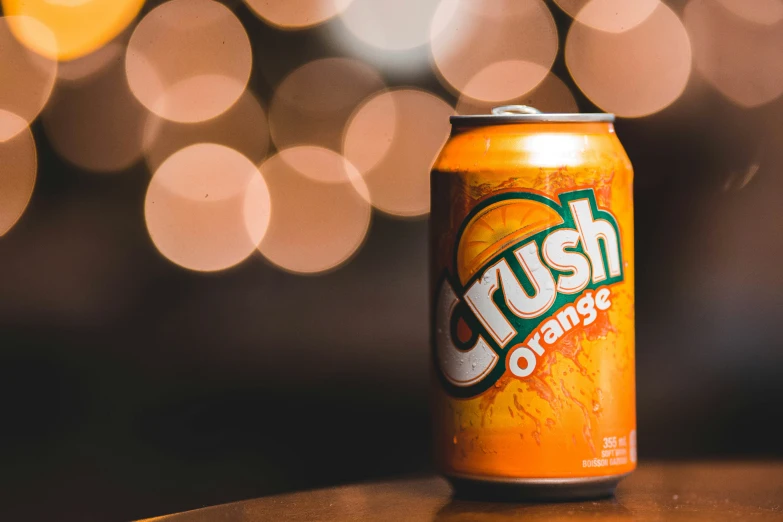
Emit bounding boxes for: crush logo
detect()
[435,188,624,398]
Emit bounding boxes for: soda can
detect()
[431,106,636,500]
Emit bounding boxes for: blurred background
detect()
[1,0,782,520]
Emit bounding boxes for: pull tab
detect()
[491,105,542,115]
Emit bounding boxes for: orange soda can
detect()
[430,106,636,499]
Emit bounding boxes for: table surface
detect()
[143,462,783,521]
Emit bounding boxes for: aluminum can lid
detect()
[450,105,615,126]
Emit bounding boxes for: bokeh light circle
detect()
[258,147,371,274]
[337,0,442,50]
[343,89,453,217]
[143,91,270,173]
[0,16,57,141]
[244,0,352,29]
[566,2,692,118]
[126,0,252,123]
[430,0,558,101]
[685,0,783,108]
[269,57,385,152]
[553,0,660,33]
[43,54,149,172]
[457,72,578,115]
[0,114,36,236]
[145,144,270,272]
[2,0,142,60]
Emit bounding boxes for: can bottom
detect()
[446,472,631,502]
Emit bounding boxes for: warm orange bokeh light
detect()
[0,114,36,236]
[685,0,783,108]
[343,89,453,217]
[244,0,352,30]
[566,2,692,117]
[0,16,57,142]
[143,91,270,173]
[2,0,143,60]
[269,57,385,153]
[337,0,442,50]
[430,0,558,101]
[258,147,371,274]
[553,0,660,32]
[126,0,252,123]
[145,144,270,272]
[456,72,578,115]
[43,53,148,172]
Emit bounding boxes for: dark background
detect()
[2,1,782,520]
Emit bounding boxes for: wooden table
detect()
[143,463,783,521]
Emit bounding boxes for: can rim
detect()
[450,113,615,125]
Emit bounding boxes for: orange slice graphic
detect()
[457,198,563,285]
